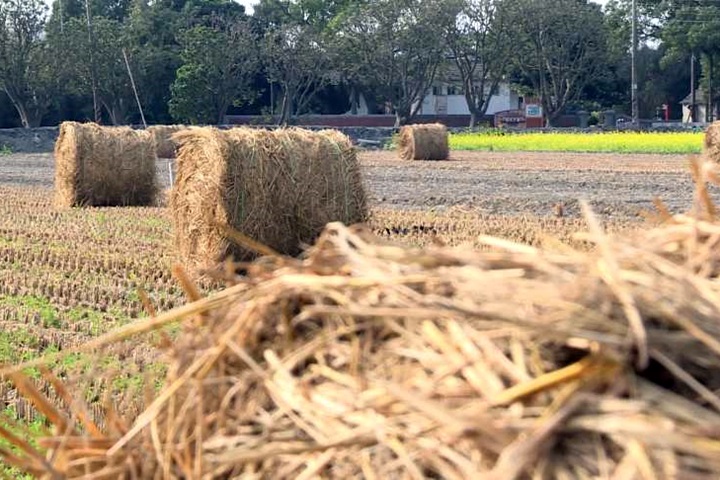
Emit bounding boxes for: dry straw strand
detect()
[398,123,450,161]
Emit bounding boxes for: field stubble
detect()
[0,148,686,465]
[0,185,638,377]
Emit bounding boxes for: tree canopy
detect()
[0,0,712,128]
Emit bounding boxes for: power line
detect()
[631,0,639,126]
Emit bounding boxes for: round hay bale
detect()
[704,121,720,164]
[397,123,449,161]
[169,127,368,271]
[53,121,158,208]
[147,125,187,159]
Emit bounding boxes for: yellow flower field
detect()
[450,131,704,154]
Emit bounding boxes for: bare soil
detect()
[0,150,707,219]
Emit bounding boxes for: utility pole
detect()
[123,49,147,129]
[85,0,101,123]
[691,53,696,123]
[631,0,639,127]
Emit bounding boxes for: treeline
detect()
[0,0,717,128]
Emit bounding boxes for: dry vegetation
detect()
[170,127,367,271]
[0,181,641,444]
[0,186,181,433]
[0,186,634,383]
[0,121,718,477]
[3,154,720,477]
[398,123,449,161]
[0,149,660,478]
[54,122,158,208]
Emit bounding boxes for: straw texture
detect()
[53,121,158,208]
[704,121,720,164]
[398,123,450,160]
[5,157,720,479]
[169,127,368,271]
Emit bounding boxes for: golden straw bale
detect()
[397,123,449,160]
[53,121,158,208]
[147,125,187,158]
[704,121,720,164]
[169,126,368,270]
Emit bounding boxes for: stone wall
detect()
[0,123,709,154]
[0,127,60,153]
[0,126,401,153]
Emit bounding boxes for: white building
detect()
[417,82,523,116]
[351,82,523,117]
[680,89,718,124]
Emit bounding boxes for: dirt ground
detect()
[0,150,706,219]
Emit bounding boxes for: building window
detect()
[447,86,460,95]
[432,86,444,96]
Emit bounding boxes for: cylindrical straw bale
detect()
[53,121,158,208]
[397,123,450,161]
[704,121,720,164]
[169,127,367,270]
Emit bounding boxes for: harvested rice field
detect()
[0,147,713,477]
[0,151,664,339]
[0,149,707,217]
[0,149,697,372]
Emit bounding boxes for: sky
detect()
[236,0,257,14]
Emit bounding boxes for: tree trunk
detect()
[278,88,291,126]
[25,107,44,128]
[350,85,358,115]
[217,100,230,125]
[709,54,715,122]
[17,106,30,129]
[464,87,480,129]
[394,109,409,128]
[106,104,120,126]
[3,89,38,128]
[103,100,126,126]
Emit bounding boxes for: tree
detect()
[660,2,720,122]
[508,0,609,126]
[55,15,136,125]
[442,0,513,128]
[262,23,334,125]
[124,0,183,123]
[334,0,449,126]
[0,0,58,127]
[254,0,355,30]
[253,0,357,124]
[49,0,132,22]
[170,16,259,124]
